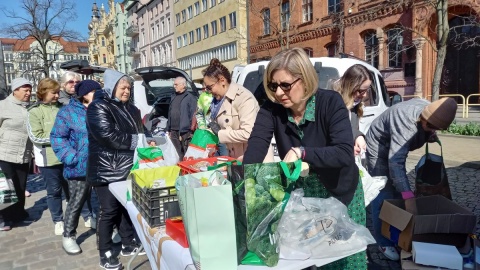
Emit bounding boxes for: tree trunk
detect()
[432,0,449,101]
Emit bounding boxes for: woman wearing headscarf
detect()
[0,77,33,231]
[86,69,148,270]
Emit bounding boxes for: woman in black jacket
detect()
[86,69,146,270]
[243,48,366,269]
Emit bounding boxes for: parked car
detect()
[232,55,402,157]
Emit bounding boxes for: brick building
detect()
[248,0,480,100]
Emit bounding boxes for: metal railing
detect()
[402,94,423,99]
[466,94,480,118]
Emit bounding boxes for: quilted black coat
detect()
[86,89,144,186]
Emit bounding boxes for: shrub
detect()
[442,121,480,136]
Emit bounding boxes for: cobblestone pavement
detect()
[0,135,479,270]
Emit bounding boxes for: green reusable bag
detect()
[176,171,237,270]
[131,147,164,170]
[228,160,302,267]
[184,129,219,160]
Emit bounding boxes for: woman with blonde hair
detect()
[59,71,82,105]
[332,64,371,156]
[244,47,367,269]
[27,78,68,235]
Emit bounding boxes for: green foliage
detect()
[442,121,480,136]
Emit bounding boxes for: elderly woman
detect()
[202,58,259,159]
[58,71,81,105]
[51,80,102,255]
[243,48,366,269]
[86,69,147,270]
[0,78,33,231]
[27,78,68,236]
[332,64,371,156]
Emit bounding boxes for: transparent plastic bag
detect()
[277,189,375,260]
[356,156,387,206]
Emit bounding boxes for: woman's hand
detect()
[148,141,156,146]
[283,148,300,162]
[354,136,367,156]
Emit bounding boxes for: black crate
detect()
[132,178,181,227]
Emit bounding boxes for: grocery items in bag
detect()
[278,189,375,260]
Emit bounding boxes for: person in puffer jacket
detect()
[27,78,69,236]
[51,80,101,255]
[86,69,148,270]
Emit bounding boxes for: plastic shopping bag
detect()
[153,134,179,166]
[183,129,219,160]
[356,157,387,206]
[278,188,375,260]
[0,170,18,210]
[227,160,301,266]
[176,171,237,270]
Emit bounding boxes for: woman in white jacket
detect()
[0,77,33,231]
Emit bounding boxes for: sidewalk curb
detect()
[438,133,480,140]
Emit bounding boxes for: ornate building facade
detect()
[248,0,480,100]
[88,1,117,69]
[115,1,132,74]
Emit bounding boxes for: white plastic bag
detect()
[0,171,18,210]
[277,189,375,260]
[133,133,149,166]
[154,134,179,166]
[356,156,387,206]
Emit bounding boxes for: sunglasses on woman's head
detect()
[267,78,301,92]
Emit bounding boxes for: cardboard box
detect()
[379,195,476,251]
[412,242,462,270]
[401,250,450,270]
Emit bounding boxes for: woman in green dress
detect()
[243,47,367,269]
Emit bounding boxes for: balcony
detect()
[126,25,139,37]
[128,47,140,57]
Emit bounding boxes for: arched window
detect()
[102,54,107,63]
[304,47,313,57]
[364,31,379,69]
[325,43,337,57]
[386,27,402,68]
[101,37,106,47]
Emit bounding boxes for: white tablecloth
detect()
[109,181,364,270]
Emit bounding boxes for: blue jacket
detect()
[50,98,89,179]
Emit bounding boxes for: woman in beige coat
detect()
[0,77,34,231]
[202,58,261,160]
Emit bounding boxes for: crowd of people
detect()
[0,47,458,270]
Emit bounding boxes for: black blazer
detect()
[244,89,359,205]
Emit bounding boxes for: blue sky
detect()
[0,0,112,41]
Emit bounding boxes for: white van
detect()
[232,56,400,158]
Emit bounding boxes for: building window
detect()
[326,43,337,57]
[281,2,290,31]
[151,26,155,40]
[365,32,379,69]
[387,28,402,68]
[142,31,145,46]
[304,47,313,57]
[302,0,313,22]
[229,12,236,29]
[211,20,218,36]
[103,54,107,63]
[166,18,170,34]
[202,0,207,12]
[183,34,187,47]
[176,13,180,26]
[210,0,216,8]
[161,21,164,37]
[177,37,182,48]
[196,27,202,41]
[262,9,270,35]
[189,31,194,44]
[194,2,200,16]
[101,37,106,46]
[328,0,342,14]
[156,24,160,38]
[203,24,209,38]
[187,6,193,19]
[181,9,186,23]
[220,16,226,32]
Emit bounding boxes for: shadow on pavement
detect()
[77,228,96,245]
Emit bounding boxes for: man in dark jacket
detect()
[167,76,197,159]
[86,69,146,270]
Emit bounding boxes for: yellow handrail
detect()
[466,93,480,118]
[426,94,466,118]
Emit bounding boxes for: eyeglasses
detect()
[355,86,371,95]
[267,78,301,92]
[205,81,218,91]
[67,80,80,84]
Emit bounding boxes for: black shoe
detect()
[121,241,146,256]
[99,251,123,270]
